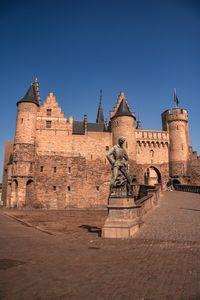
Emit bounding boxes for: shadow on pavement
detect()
[79,224,102,236]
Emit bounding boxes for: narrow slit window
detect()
[96,186,100,191]
[67,186,71,191]
[53,186,56,191]
[40,166,44,172]
[53,167,57,173]
[68,167,71,173]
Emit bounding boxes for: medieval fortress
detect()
[2,80,200,208]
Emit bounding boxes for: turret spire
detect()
[96,89,104,123]
[17,82,40,107]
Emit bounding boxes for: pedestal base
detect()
[102,197,143,238]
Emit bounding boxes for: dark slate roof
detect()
[114,98,133,118]
[73,121,85,135]
[72,121,111,134]
[96,101,104,124]
[87,123,105,132]
[17,84,40,106]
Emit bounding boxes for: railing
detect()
[174,184,200,194]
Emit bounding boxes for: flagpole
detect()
[174,88,177,108]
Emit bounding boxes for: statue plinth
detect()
[103,136,142,238]
[102,195,143,239]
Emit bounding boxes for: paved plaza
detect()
[0,191,200,300]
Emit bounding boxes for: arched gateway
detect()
[144,166,162,186]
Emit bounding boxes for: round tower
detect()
[162,108,189,181]
[11,82,40,208]
[110,92,136,173]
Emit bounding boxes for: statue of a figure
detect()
[107,136,132,197]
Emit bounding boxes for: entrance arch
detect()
[25,180,35,207]
[172,179,181,188]
[144,166,162,186]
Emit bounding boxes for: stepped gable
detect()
[38,91,66,119]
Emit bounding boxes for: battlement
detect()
[162,108,188,123]
[136,130,169,141]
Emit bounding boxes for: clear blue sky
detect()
[1,0,200,179]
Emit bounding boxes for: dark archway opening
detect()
[144,166,162,186]
[172,179,181,188]
[25,180,35,207]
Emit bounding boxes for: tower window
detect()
[105,146,109,151]
[67,186,71,191]
[30,162,33,172]
[40,166,44,172]
[46,121,52,128]
[96,186,100,191]
[53,186,56,191]
[53,167,57,173]
[68,167,71,173]
[47,109,52,116]
[21,118,23,124]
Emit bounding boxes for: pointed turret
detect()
[115,98,133,118]
[17,83,40,107]
[96,90,104,123]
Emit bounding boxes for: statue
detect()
[107,136,132,197]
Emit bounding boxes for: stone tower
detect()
[11,82,40,207]
[110,92,136,174]
[162,107,189,182]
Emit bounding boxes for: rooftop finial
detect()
[33,78,41,102]
[100,89,102,103]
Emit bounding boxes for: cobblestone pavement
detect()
[0,191,200,300]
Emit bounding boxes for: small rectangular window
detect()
[67,186,71,191]
[68,167,71,173]
[40,166,44,172]
[105,146,109,151]
[47,109,52,116]
[96,186,100,191]
[53,186,56,191]
[46,121,52,128]
[53,167,57,173]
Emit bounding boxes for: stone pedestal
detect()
[102,197,143,238]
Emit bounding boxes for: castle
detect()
[2,80,200,208]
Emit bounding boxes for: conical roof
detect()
[96,92,104,123]
[114,98,133,117]
[17,84,40,106]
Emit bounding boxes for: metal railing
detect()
[174,184,200,194]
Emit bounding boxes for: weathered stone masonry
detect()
[2,80,200,208]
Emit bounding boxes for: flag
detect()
[174,88,179,107]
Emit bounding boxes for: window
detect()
[105,146,109,151]
[47,109,52,116]
[68,167,71,173]
[40,166,44,172]
[53,186,56,191]
[46,121,52,128]
[21,118,23,124]
[53,167,57,173]
[30,162,33,172]
[96,186,100,191]
[67,186,71,191]
[91,155,93,160]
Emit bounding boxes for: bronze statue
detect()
[107,136,132,196]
